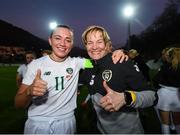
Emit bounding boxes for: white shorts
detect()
[156,85,180,112]
[24,115,76,134]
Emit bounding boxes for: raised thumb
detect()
[35,69,41,79]
[103,80,112,94]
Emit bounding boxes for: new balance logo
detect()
[44,71,51,75]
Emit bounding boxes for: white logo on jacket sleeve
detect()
[134,64,140,72]
[89,75,95,85]
[102,70,112,82]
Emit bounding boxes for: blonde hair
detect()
[42,49,52,56]
[162,47,180,70]
[82,25,112,51]
[128,49,139,59]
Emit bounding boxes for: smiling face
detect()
[48,26,73,61]
[86,31,109,60]
[83,26,112,60]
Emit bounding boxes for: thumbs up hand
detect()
[100,81,126,112]
[28,69,48,96]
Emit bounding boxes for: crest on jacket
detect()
[102,70,112,82]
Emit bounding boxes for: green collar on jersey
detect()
[84,59,93,68]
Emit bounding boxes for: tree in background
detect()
[130,0,180,60]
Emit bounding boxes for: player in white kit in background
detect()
[16,51,36,88]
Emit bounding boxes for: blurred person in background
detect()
[16,51,36,88]
[41,49,52,56]
[154,47,180,134]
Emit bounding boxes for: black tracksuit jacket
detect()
[79,53,157,134]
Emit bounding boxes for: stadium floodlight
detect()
[49,21,58,30]
[123,4,135,18]
[122,4,135,50]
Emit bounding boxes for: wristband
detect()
[124,91,132,106]
[128,91,136,103]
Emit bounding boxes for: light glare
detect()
[49,22,57,30]
[123,5,135,18]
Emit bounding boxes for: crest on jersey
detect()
[102,70,112,82]
[66,68,73,74]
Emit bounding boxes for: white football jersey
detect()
[23,55,85,117]
[17,64,27,78]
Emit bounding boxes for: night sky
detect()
[0,0,168,49]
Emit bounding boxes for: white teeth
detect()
[92,52,99,55]
[58,47,66,51]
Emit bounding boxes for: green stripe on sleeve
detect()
[84,59,93,68]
